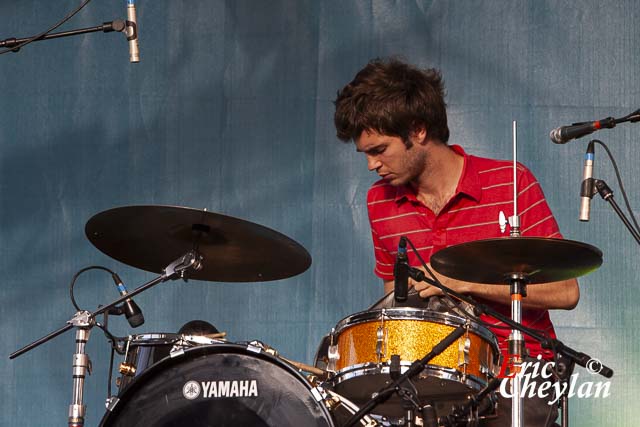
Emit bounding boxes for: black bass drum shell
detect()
[100,343,335,427]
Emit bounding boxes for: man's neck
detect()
[410,143,464,214]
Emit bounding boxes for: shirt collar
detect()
[394,144,482,203]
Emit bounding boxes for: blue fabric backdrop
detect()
[1,1,638,425]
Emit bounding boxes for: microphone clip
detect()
[580,178,597,200]
[106,304,126,316]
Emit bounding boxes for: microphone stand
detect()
[9,251,203,427]
[0,20,127,52]
[587,178,640,246]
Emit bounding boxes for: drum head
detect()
[101,344,334,427]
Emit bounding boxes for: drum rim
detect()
[330,361,488,393]
[125,332,182,344]
[101,342,334,426]
[332,307,498,348]
[124,332,223,346]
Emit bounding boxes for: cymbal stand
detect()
[507,120,525,427]
[507,273,526,427]
[9,251,203,427]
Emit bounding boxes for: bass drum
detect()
[101,343,373,427]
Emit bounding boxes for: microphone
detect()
[579,141,596,221]
[393,237,409,302]
[550,117,615,144]
[112,273,144,327]
[421,403,438,427]
[125,0,140,63]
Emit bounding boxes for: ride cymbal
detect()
[85,205,311,282]
[430,237,602,284]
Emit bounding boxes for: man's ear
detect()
[409,125,428,146]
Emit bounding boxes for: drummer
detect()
[333,58,577,426]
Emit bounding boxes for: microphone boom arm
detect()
[9,250,204,360]
[1,20,126,52]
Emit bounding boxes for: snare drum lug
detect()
[375,311,388,364]
[327,344,339,372]
[458,330,471,380]
[375,325,387,364]
[327,328,339,372]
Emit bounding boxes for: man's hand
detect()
[412,264,470,298]
[384,266,579,310]
[384,264,469,298]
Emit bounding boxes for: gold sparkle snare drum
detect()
[322,308,499,418]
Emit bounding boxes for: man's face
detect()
[355,129,426,186]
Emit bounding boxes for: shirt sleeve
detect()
[367,189,396,281]
[370,227,396,280]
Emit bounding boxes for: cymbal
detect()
[430,237,602,284]
[85,205,312,282]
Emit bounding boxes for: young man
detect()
[333,58,578,426]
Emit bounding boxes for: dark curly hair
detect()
[334,58,449,146]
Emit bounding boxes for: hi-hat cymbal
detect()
[430,237,602,284]
[85,205,312,282]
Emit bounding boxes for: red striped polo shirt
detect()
[367,145,562,358]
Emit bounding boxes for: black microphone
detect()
[394,237,409,302]
[421,403,438,427]
[125,0,140,63]
[550,117,615,144]
[579,141,596,221]
[112,273,144,327]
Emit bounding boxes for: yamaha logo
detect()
[182,381,201,400]
[182,380,259,399]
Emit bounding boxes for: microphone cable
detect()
[587,139,640,235]
[69,265,129,403]
[69,265,117,311]
[0,0,93,55]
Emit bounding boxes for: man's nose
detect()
[367,155,381,171]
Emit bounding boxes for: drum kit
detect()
[9,202,612,427]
